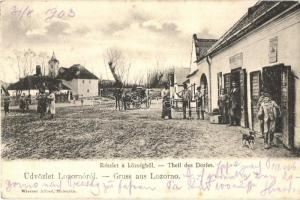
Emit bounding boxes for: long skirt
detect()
[49,101,55,115]
[162,97,171,118]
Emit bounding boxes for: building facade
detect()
[57,64,99,98]
[187,1,300,149]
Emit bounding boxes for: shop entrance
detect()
[262,64,294,149]
[263,65,282,132]
[230,68,248,127]
[200,74,208,112]
[230,69,241,126]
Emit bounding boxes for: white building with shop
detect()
[187,1,300,150]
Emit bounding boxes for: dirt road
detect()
[1,100,298,159]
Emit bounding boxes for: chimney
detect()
[36,65,42,76]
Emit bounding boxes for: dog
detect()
[242,130,255,149]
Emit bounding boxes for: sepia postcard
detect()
[1,0,300,199]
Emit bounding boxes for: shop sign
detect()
[229,52,243,69]
[269,37,278,63]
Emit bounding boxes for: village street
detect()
[1,100,297,160]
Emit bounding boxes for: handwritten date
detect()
[11,5,75,22]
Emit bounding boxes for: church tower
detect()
[48,52,59,78]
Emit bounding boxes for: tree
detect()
[37,52,49,75]
[103,48,131,87]
[12,49,38,78]
[146,69,165,88]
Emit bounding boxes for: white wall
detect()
[63,79,98,97]
[207,10,300,147]
[77,79,98,97]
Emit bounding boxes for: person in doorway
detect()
[229,82,240,126]
[178,83,193,119]
[161,84,172,119]
[195,86,204,120]
[218,89,229,124]
[4,93,11,116]
[257,91,266,138]
[258,92,281,149]
[48,90,56,119]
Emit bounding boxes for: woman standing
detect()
[161,84,172,119]
[48,90,56,119]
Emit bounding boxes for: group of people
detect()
[2,88,56,119]
[218,82,241,125]
[161,83,205,120]
[113,87,150,111]
[19,94,32,112]
[36,89,56,119]
[161,81,281,150]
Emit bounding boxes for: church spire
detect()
[48,51,59,78]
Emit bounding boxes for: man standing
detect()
[178,83,192,119]
[161,84,172,119]
[218,89,229,124]
[37,87,47,119]
[3,93,11,116]
[195,86,204,120]
[258,92,281,149]
[257,91,266,138]
[114,87,122,110]
[229,82,240,126]
[19,93,26,113]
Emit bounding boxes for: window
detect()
[82,80,85,84]
[87,89,89,93]
[89,80,91,84]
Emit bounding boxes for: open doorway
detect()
[262,65,282,133]
[262,64,294,149]
[230,68,241,126]
[200,74,208,112]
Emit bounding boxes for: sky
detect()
[0,0,258,83]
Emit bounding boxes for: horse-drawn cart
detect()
[123,88,150,109]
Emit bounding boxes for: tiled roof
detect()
[57,64,98,80]
[193,36,217,62]
[208,0,299,55]
[7,76,68,91]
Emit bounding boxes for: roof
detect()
[57,64,99,81]
[208,1,300,55]
[186,69,199,78]
[193,35,217,62]
[48,52,59,64]
[7,76,70,91]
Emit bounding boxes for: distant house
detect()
[57,64,99,97]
